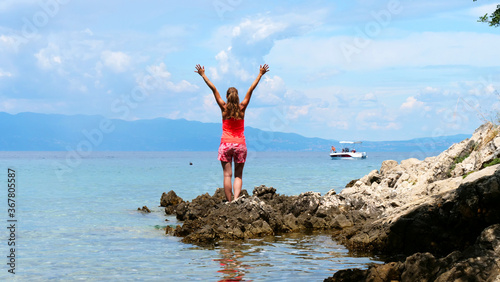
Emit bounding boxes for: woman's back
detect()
[221,118,245,144]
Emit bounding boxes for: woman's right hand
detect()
[260,64,269,75]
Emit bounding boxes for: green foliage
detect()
[463,171,475,179]
[474,1,500,27]
[449,152,471,175]
[483,158,500,168]
[454,153,470,165]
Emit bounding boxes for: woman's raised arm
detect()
[195,64,225,111]
[241,64,269,110]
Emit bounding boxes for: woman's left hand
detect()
[195,64,205,76]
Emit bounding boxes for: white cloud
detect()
[81,28,93,36]
[379,122,401,130]
[262,75,285,92]
[165,80,197,92]
[362,92,377,102]
[234,18,288,43]
[208,67,219,80]
[137,62,198,93]
[0,35,19,52]
[469,3,499,17]
[0,69,12,78]
[34,43,62,69]
[424,86,440,93]
[253,75,288,106]
[146,63,172,80]
[286,105,309,120]
[215,48,230,74]
[355,108,401,131]
[202,94,220,117]
[100,51,131,73]
[400,96,425,110]
[212,10,327,82]
[485,84,497,94]
[328,120,349,130]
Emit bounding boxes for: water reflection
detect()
[215,243,253,282]
[210,231,382,281]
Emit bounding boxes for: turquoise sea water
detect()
[0,151,437,281]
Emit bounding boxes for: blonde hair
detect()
[225,87,242,119]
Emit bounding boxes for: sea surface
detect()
[0,150,439,281]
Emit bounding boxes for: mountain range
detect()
[0,112,470,152]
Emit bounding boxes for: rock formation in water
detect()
[159,122,500,281]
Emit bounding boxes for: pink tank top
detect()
[221,118,245,144]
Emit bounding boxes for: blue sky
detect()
[0,0,499,141]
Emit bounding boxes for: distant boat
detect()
[330,141,367,159]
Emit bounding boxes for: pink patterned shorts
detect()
[218,142,247,163]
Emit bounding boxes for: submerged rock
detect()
[137,205,151,213]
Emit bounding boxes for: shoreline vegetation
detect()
[154,122,500,281]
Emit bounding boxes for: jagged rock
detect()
[166,186,343,244]
[253,185,276,198]
[160,190,184,214]
[176,189,244,221]
[283,213,300,231]
[316,192,341,218]
[175,195,277,243]
[336,164,500,256]
[359,170,382,186]
[380,160,398,175]
[290,192,321,217]
[326,224,500,281]
[324,269,367,282]
[137,206,151,213]
[345,179,358,188]
[165,225,175,235]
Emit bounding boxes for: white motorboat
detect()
[330,141,367,159]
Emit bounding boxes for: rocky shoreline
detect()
[159,122,500,281]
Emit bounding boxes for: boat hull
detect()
[330,152,367,159]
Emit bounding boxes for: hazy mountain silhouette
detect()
[0,112,469,152]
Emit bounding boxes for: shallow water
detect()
[0,151,436,280]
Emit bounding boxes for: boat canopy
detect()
[339,141,362,144]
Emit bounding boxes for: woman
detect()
[195,64,270,202]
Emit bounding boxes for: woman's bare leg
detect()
[233,162,245,200]
[221,161,233,201]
